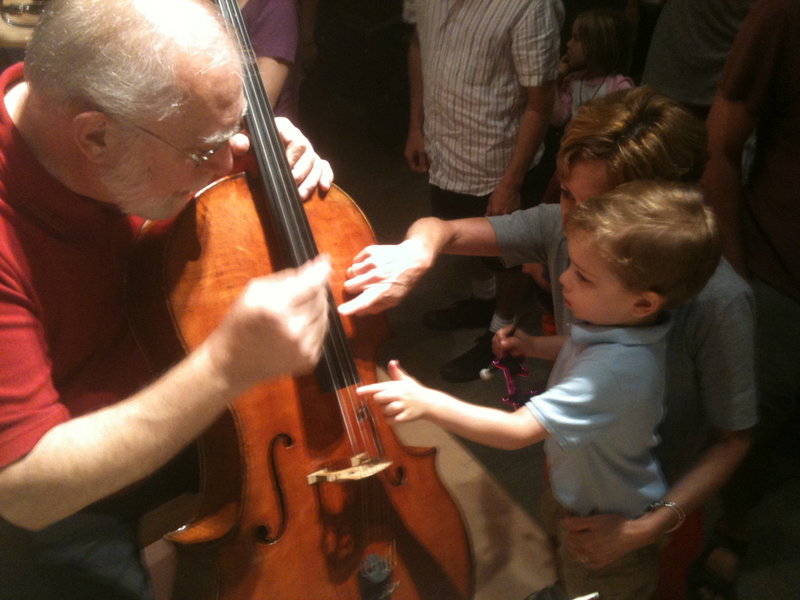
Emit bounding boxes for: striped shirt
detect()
[404,0,562,195]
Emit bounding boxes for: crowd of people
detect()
[0,1,796,599]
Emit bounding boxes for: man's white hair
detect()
[25,0,243,123]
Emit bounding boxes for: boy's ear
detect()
[632,291,666,319]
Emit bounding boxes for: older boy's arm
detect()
[339,216,501,315]
[648,428,751,520]
[563,428,752,569]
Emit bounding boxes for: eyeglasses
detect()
[131,122,242,167]
[1,0,47,28]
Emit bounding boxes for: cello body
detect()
[127,173,474,600]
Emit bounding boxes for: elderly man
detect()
[0,0,333,597]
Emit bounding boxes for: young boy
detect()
[357,180,721,600]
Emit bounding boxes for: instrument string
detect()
[219,0,370,453]
[217,0,393,568]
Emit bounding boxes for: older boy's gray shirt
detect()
[489,205,758,482]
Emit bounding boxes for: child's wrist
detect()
[524,335,544,360]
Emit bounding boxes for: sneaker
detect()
[439,331,495,382]
[423,297,495,330]
[523,585,568,600]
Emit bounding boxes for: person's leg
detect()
[526,483,568,600]
[436,256,524,382]
[422,186,496,332]
[495,267,530,324]
[560,539,661,600]
[437,170,542,381]
[435,264,530,382]
[1,510,153,600]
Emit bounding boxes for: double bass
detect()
[127,1,474,598]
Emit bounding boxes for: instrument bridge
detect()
[307,454,392,484]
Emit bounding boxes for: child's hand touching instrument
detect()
[357,360,433,424]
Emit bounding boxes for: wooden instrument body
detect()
[127,173,474,600]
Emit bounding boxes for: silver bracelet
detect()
[647,500,686,533]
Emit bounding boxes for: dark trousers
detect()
[0,511,153,600]
[0,446,198,600]
[430,168,544,273]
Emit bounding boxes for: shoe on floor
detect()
[440,331,494,382]
[523,585,567,600]
[423,297,494,330]
[524,587,597,600]
[687,530,748,600]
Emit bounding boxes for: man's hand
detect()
[205,255,332,390]
[404,127,430,173]
[338,238,432,316]
[275,116,334,199]
[486,182,521,216]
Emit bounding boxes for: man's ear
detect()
[632,291,666,319]
[71,110,114,162]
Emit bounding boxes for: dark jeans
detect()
[0,511,153,600]
[0,446,198,600]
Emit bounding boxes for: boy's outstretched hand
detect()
[357,360,432,424]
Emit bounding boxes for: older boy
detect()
[359,181,721,599]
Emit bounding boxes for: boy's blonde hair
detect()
[564,180,721,309]
[574,9,633,78]
[557,86,708,187]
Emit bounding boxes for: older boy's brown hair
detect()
[557,86,708,187]
[564,180,721,309]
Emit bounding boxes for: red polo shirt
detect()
[0,64,153,469]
